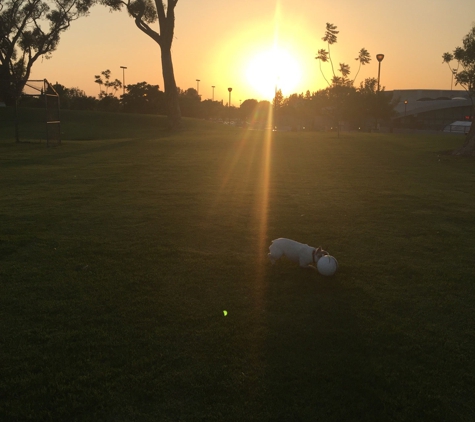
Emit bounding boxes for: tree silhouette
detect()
[94,74,104,96]
[321,23,338,78]
[122,81,165,114]
[442,24,475,155]
[240,99,258,121]
[94,69,122,97]
[315,23,371,87]
[315,49,331,86]
[353,48,371,83]
[0,0,94,105]
[101,0,181,129]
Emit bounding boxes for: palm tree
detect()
[322,23,339,78]
[315,24,370,88]
[315,49,331,86]
[352,48,371,84]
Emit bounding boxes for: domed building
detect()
[390,89,473,131]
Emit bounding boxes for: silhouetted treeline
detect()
[274,78,397,131]
[17,77,396,131]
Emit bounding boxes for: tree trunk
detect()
[452,104,475,156]
[161,47,182,130]
[0,73,21,106]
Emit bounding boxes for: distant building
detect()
[389,89,473,131]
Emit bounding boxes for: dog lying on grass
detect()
[268,238,328,270]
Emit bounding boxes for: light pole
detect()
[120,66,127,97]
[228,87,232,123]
[196,79,200,95]
[212,86,215,101]
[376,54,384,92]
[375,54,384,131]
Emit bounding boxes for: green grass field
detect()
[1,109,475,421]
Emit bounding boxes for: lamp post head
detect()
[376,54,385,62]
[228,87,232,92]
[120,66,127,69]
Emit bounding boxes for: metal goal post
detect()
[1,79,61,145]
[25,79,61,146]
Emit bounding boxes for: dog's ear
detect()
[316,247,329,257]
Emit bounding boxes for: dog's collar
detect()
[312,248,317,264]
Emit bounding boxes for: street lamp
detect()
[375,54,384,131]
[120,66,127,96]
[196,79,200,95]
[228,87,232,123]
[212,85,215,101]
[376,54,384,92]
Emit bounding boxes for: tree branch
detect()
[134,16,160,44]
[131,0,161,44]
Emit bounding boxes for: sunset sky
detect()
[31,0,475,103]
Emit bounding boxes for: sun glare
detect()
[245,47,302,100]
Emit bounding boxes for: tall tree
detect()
[442,24,475,155]
[0,0,93,105]
[102,0,181,129]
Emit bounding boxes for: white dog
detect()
[268,238,328,269]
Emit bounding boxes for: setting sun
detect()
[245,46,302,100]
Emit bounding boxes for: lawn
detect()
[1,110,474,421]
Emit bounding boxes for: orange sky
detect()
[31,0,475,103]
